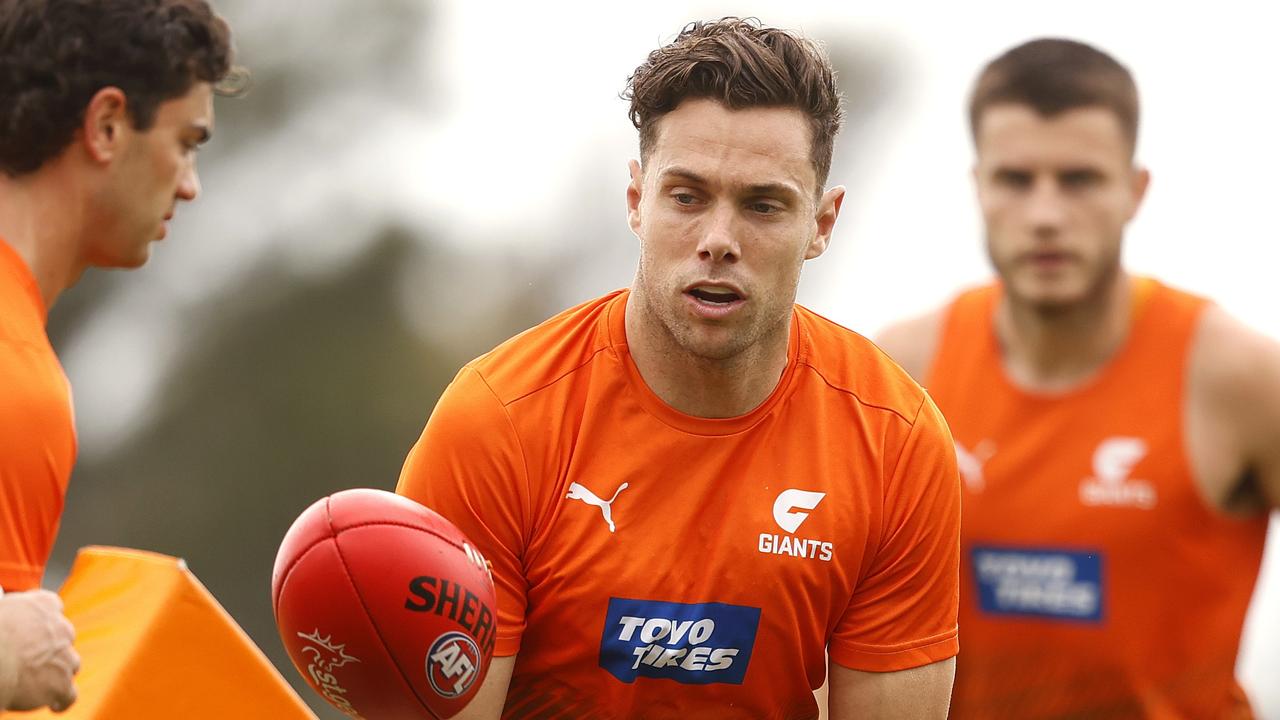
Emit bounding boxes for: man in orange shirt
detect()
[398,18,961,720]
[0,0,240,712]
[877,39,1280,717]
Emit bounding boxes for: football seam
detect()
[273,534,335,620]
[333,524,453,719]
[340,520,466,553]
[275,518,464,617]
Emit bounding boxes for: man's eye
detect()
[749,202,780,215]
[1061,171,1101,189]
[673,193,697,205]
[994,170,1032,189]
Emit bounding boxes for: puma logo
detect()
[955,440,996,492]
[565,481,629,533]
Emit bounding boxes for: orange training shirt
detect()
[928,279,1267,719]
[0,237,76,591]
[398,289,960,720]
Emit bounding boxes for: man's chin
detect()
[1007,279,1091,313]
[672,326,751,362]
[93,247,153,270]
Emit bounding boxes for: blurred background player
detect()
[397,18,960,720]
[0,0,239,712]
[877,38,1280,717]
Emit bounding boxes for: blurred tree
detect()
[50,229,557,717]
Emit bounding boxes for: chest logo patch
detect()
[772,489,825,533]
[759,489,833,561]
[565,481,629,533]
[598,598,760,684]
[971,546,1104,623]
[1079,437,1156,509]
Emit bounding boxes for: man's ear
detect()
[1126,166,1151,222]
[81,87,130,164]
[805,185,845,260]
[627,159,644,237]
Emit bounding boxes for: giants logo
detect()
[296,629,365,718]
[759,489,834,561]
[1079,437,1156,509]
[426,631,482,698]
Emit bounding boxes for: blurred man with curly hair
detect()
[0,0,241,711]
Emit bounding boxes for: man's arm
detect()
[872,308,946,383]
[827,394,960,712]
[452,655,516,720]
[0,589,78,712]
[1188,305,1280,512]
[397,366,531,715]
[1250,336,1280,509]
[827,658,954,720]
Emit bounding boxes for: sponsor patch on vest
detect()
[598,598,760,685]
[971,546,1103,623]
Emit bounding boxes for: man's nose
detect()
[1025,179,1067,234]
[176,164,200,202]
[696,205,740,263]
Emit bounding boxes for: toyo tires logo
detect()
[598,598,761,685]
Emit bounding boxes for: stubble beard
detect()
[991,237,1123,321]
[634,262,771,366]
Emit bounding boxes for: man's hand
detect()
[0,590,79,712]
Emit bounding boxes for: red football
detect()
[271,488,497,719]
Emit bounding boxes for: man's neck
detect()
[995,271,1135,393]
[0,166,87,310]
[624,291,791,418]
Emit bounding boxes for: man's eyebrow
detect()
[660,167,802,199]
[659,167,709,185]
[744,182,801,199]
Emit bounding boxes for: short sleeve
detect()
[396,365,531,657]
[0,340,75,591]
[828,393,961,671]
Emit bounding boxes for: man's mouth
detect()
[686,286,743,304]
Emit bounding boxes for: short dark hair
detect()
[969,38,1139,153]
[624,17,844,190]
[0,0,242,177]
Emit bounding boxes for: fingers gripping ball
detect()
[271,489,497,719]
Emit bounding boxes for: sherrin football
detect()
[271,488,497,719]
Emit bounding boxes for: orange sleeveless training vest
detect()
[927,279,1267,718]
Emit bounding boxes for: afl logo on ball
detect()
[426,631,482,698]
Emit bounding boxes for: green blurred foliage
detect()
[49,230,555,717]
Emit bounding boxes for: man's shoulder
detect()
[1190,303,1280,404]
[0,263,45,348]
[872,306,951,384]
[0,272,63,403]
[794,304,930,425]
[465,290,624,406]
[872,283,999,384]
